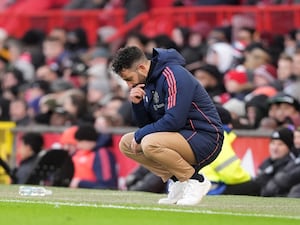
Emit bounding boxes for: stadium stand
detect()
[0,4,300,194]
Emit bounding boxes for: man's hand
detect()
[129,84,145,104]
[130,138,140,154]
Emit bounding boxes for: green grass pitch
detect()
[0,185,299,225]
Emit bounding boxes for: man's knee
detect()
[141,134,160,157]
[119,133,133,154]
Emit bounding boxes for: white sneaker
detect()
[176,177,211,206]
[158,180,187,204]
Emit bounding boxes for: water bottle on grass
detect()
[19,186,52,196]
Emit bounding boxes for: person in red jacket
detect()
[69,123,118,189]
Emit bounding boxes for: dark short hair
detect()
[111,46,145,74]
[75,123,98,141]
[22,132,44,154]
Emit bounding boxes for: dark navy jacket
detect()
[133,48,224,165]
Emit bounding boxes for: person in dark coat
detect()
[12,132,44,184]
[264,127,300,197]
[111,46,224,206]
[224,126,295,196]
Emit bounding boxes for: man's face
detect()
[280,103,298,119]
[269,139,290,160]
[120,66,147,89]
[194,70,217,88]
[236,30,252,46]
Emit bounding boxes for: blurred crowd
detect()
[1,2,300,197]
[1,0,300,16]
[1,19,300,133]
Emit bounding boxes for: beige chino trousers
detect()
[119,132,197,182]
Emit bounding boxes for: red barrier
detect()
[14,131,138,188]
[14,132,269,179]
[233,136,270,177]
[107,5,300,43]
[0,9,125,45]
[1,6,300,46]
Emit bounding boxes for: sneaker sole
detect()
[176,180,212,206]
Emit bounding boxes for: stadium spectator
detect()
[144,34,178,64]
[21,29,46,69]
[235,42,271,82]
[33,93,58,125]
[283,29,298,57]
[124,32,149,53]
[205,42,235,74]
[276,53,293,88]
[235,26,257,48]
[70,123,118,189]
[258,117,278,131]
[252,64,279,89]
[237,94,270,129]
[6,37,35,81]
[190,63,226,103]
[222,69,253,122]
[12,132,44,184]
[86,78,112,115]
[283,48,300,102]
[65,27,89,58]
[61,88,93,124]
[171,26,190,52]
[50,78,74,102]
[25,80,51,118]
[223,126,295,196]
[206,26,232,46]
[49,106,73,126]
[231,26,257,67]
[189,21,210,48]
[259,127,300,197]
[42,36,70,75]
[286,127,300,197]
[9,98,31,126]
[48,27,68,46]
[1,68,26,101]
[267,92,300,129]
[93,96,126,129]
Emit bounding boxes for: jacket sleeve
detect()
[132,102,153,128]
[134,66,195,143]
[261,158,300,197]
[78,148,118,189]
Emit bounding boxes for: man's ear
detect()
[137,63,147,74]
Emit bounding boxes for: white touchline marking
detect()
[1,199,300,220]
